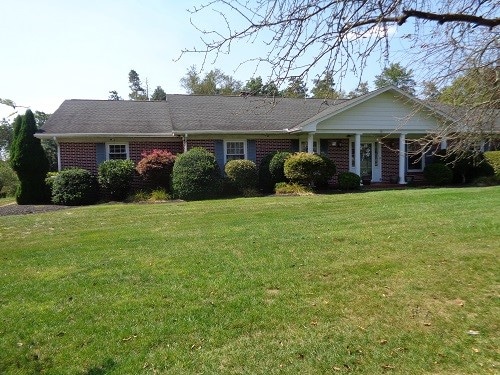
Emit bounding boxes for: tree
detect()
[311,72,343,99]
[0,118,13,160]
[243,76,264,96]
[282,77,308,98]
[180,66,242,95]
[374,63,416,94]
[184,0,499,157]
[421,81,441,100]
[128,69,148,100]
[151,86,167,101]
[34,111,57,171]
[9,109,49,204]
[108,90,122,100]
[347,82,370,99]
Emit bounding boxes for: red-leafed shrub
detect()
[136,149,176,189]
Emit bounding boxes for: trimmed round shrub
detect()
[258,152,277,193]
[225,159,258,192]
[51,168,99,206]
[172,148,222,200]
[284,152,324,186]
[136,149,176,190]
[269,151,291,184]
[338,172,361,190]
[423,163,453,185]
[98,159,136,201]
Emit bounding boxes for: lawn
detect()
[0,187,498,374]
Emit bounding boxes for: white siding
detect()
[316,92,442,133]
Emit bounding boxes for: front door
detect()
[350,141,382,182]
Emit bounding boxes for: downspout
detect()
[53,136,61,172]
[182,133,188,152]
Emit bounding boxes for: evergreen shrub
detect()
[52,168,99,206]
[225,159,258,193]
[258,152,277,193]
[338,172,361,190]
[98,159,135,201]
[172,148,222,200]
[423,163,453,185]
[269,151,291,184]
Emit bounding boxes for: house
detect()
[36,85,470,185]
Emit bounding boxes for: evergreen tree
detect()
[283,77,308,98]
[10,110,49,204]
[151,86,167,101]
[374,63,416,94]
[347,82,370,98]
[243,77,264,96]
[108,90,122,100]
[128,70,148,100]
[311,72,343,99]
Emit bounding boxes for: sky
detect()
[0,0,412,120]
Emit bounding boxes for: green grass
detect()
[0,187,499,374]
[0,196,15,206]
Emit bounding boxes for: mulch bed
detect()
[0,203,70,217]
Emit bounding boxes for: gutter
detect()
[35,132,177,139]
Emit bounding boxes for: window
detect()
[107,144,129,160]
[225,141,246,162]
[407,142,424,171]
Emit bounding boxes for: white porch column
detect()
[307,133,315,154]
[183,134,188,152]
[354,133,361,177]
[398,133,406,184]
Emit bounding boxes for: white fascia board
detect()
[172,129,288,135]
[35,132,177,139]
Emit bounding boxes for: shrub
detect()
[274,182,313,195]
[98,159,135,201]
[284,152,324,186]
[0,160,19,197]
[484,151,500,181]
[136,149,176,190]
[51,168,99,206]
[269,151,291,185]
[316,154,337,189]
[10,110,50,204]
[172,148,222,200]
[423,163,453,185]
[150,188,170,201]
[45,171,59,198]
[258,152,277,193]
[225,159,258,193]
[338,172,361,190]
[442,151,493,184]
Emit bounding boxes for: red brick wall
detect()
[187,140,216,153]
[255,139,294,166]
[60,143,98,174]
[381,140,400,183]
[129,141,183,164]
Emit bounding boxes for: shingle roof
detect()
[166,94,342,133]
[38,99,174,136]
[38,95,346,136]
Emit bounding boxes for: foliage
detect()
[316,154,337,189]
[338,171,361,190]
[224,159,258,193]
[171,147,222,200]
[284,152,335,187]
[311,72,343,99]
[151,86,167,101]
[0,160,19,197]
[51,168,99,206]
[128,69,148,100]
[282,77,308,98]
[136,149,176,190]
[441,151,494,184]
[374,63,416,94]
[180,65,242,95]
[269,151,292,185]
[423,163,453,185]
[108,90,122,100]
[9,110,50,204]
[150,188,171,201]
[258,152,277,193]
[274,182,313,195]
[346,82,370,99]
[98,159,135,201]
[484,151,500,181]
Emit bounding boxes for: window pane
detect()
[226,141,245,160]
[109,144,127,159]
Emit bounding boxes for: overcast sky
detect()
[0,0,411,120]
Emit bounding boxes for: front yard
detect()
[0,187,498,374]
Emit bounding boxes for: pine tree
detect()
[128,70,148,100]
[151,86,167,101]
[10,110,49,204]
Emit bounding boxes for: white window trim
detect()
[406,143,425,172]
[224,140,247,163]
[106,142,129,160]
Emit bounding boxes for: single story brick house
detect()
[36,85,487,185]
